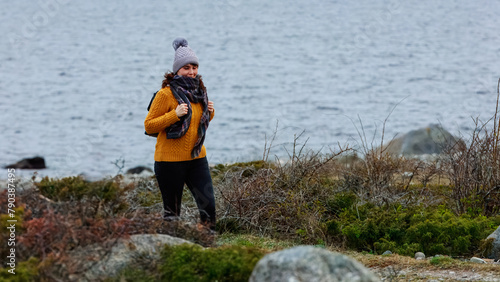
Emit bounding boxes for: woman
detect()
[144,38,216,231]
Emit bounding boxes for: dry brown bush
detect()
[216,132,349,243]
[440,121,500,216]
[332,108,445,208]
[335,151,443,207]
[438,78,500,216]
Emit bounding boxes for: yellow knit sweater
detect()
[144,87,214,162]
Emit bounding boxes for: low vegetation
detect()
[110,244,266,282]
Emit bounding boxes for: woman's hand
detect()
[208,101,214,112]
[176,103,188,117]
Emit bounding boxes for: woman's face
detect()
[177,64,198,78]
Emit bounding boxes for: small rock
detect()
[382,250,392,255]
[470,257,486,264]
[415,252,425,260]
[402,172,413,177]
[126,166,153,175]
[5,156,46,169]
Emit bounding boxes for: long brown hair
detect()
[162,70,206,91]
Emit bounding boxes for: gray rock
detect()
[382,250,392,255]
[415,252,426,260]
[5,156,46,169]
[249,245,380,282]
[0,175,37,193]
[382,124,463,156]
[119,171,155,188]
[70,234,195,281]
[126,166,153,175]
[486,225,500,260]
[470,257,486,264]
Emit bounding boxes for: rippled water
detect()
[1,0,499,179]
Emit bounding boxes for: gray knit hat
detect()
[172,38,199,74]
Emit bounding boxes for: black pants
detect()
[154,157,216,227]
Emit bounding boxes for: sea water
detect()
[1,0,499,179]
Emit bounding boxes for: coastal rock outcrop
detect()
[382,124,463,156]
[69,234,195,281]
[5,156,46,169]
[486,225,500,260]
[249,245,380,282]
[126,166,153,175]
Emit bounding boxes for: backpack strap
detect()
[145,91,160,137]
[147,91,159,111]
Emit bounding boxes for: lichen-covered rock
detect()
[69,234,195,281]
[249,245,380,282]
[486,226,500,260]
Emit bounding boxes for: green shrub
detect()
[36,176,122,203]
[324,192,357,216]
[430,255,455,266]
[332,203,497,256]
[113,244,266,282]
[159,244,265,282]
[217,234,297,251]
[0,205,24,260]
[35,176,128,214]
[405,208,493,256]
[325,220,341,237]
[0,257,39,281]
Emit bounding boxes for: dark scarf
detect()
[167,75,210,158]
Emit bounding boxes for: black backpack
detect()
[145,91,159,137]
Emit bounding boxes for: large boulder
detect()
[5,156,46,169]
[485,225,500,260]
[68,234,195,281]
[382,124,462,156]
[249,245,380,282]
